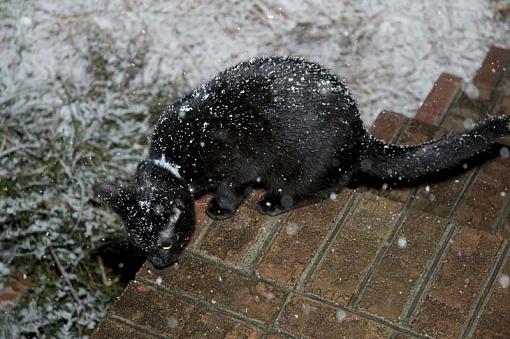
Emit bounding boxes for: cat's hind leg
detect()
[255,187,335,216]
[256,180,346,216]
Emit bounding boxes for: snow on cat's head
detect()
[93,160,195,269]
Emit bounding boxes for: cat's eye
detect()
[162,244,173,250]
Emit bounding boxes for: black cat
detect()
[94,56,510,268]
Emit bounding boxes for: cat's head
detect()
[94,160,195,268]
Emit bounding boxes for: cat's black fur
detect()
[94,56,510,268]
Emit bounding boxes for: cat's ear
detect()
[93,182,132,215]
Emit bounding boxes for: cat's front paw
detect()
[206,197,235,220]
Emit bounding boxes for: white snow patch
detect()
[302,303,316,315]
[0,262,10,276]
[463,118,474,129]
[462,82,479,99]
[336,309,347,322]
[286,222,299,236]
[1,0,507,126]
[167,317,178,329]
[397,236,407,249]
[20,16,32,27]
[499,273,509,289]
[152,155,181,179]
[500,146,509,158]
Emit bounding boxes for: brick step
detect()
[369,45,510,237]
[95,191,509,339]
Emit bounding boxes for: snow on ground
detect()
[0,0,509,336]
[1,0,509,123]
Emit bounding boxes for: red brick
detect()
[189,195,213,247]
[137,254,286,324]
[357,210,449,322]
[385,119,448,204]
[392,333,416,339]
[440,90,488,134]
[411,226,503,338]
[473,46,510,102]
[472,256,510,338]
[110,282,262,338]
[278,295,390,338]
[453,157,510,230]
[181,311,262,338]
[92,319,151,339]
[306,194,401,305]
[448,91,487,122]
[369,110,408,143]
[440,112,469,133]
[201,191,273,264]
[256,190,351,287]
[411,172,470,219]
[264,334,286,339]
[492,93,510,115]
[415,73,462,125]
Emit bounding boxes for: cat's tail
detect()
[360,114,510,184]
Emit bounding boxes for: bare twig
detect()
[48,242,82,307]
[0,144,39,160]
[96,256,110,286]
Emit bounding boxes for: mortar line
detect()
[267,290,294,338]
[436,81,463,127]
[493,194,510,234]
[485,56,510,113]
[191,218,216,250]
[398,220,456,324]
[446,168,479,221]
[109,314,170,339]
[402,222,461,324]
[240,212,289,271]
[390,117,412,144]
[295,192,359,291]
[249,211,292,271]
[348,195,411,307]
[461,240,509,339]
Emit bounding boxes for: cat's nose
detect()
[158,228,175,250]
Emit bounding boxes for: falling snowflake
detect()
[336,309,347,322]
[463,118,474,129]
[397,236,407,249]
[500,146,509,158]
[167,317,178,329]
[286,222,299,236]
[499,274,509,289]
